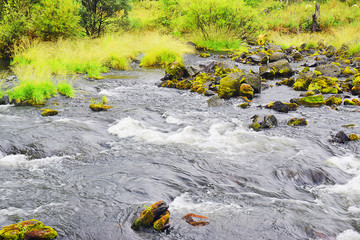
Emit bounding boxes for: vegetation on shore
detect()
[0,0,360,105]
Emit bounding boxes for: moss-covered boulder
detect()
[298,95,325,107]
[218,72,242,99]
[259,59,294,79]
[353,75,360,86]
[165,61,188,80]
[351,85,360,96]
[132,201,169,231]
[41,109,58,117]
[0,219,58,240]
[240,74,261,93]
[342,66,358,76]
[352,98,360,105]
[89,104,113,111]
[239,84,254,99]
[308,76,341,94]
[266,101,298,112]
[344,99,356,105]
[325,96,342,106]
[249,115,278,130]
[315,64,341,77]
[276,77,295,87]
[287,118,307,126]
[199,53,210,58]
[293,77,312,91]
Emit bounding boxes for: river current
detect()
[0,55,359,239]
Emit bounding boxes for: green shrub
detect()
[33,0,81,41]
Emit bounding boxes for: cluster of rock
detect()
[0,219,58,240]
[132,201,209,232]
[159,42,359,142]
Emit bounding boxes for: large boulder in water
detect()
[249,115,278,130]
[259,59,294,79]
[218,72,242,99]
[132,201,170,231]
[0,219,58,240]
[240,74,261,93]
[165,62,189,80]
[315,64,341,77]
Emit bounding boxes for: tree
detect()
[79,0,131,37]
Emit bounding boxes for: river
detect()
[0,55,359,239]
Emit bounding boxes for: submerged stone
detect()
[298,95,325,107]
[182,214,209,227]
[0,219,57,240]
[41,109,58,117]
[287,118,308,126]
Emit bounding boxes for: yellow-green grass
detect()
[57,81,75,97]
[268,25,360,53]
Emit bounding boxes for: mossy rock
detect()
[287,118,307,126]
[259,59,293,79]
[293,77,312,91]
[239,84,254,100]
[0,219,58,240]
[41,109,58,117]
[153,210,170,231]
[132,201,169,231]
[301,67,310,73]
[298,95,325,107]
[238,103,250,109]
[315,64,341,77]
[344,99,355,105]
[353,75,360,86]
[199,53,210,58]
[165,62,188,80]
[342,66,358,76]
[218,72,242,99]
[305,91,315,97]
[89,104,113,111]
[308,76,341,94]
[161,80,177,88]
[325,96,342,106]
[349,134,359,141]
[351,86,360,95]
[276,77,295,87]
[353,98,360,106]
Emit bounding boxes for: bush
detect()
[33,0,81,41]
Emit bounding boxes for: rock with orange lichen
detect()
[0,219,57,240]
[182,214,210,226]
[132,201,169,231]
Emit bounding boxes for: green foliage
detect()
[57,81,75,97]
[7,79,57,105]
[33,0,81,41]
[79,0,131,37]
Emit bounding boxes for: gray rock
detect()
[259,59,294,79]
[207,95,223,107]
[240,74,261,93]
[186,65,201,77]
[247,53,268,64]
[204,90,215,96]
[269,52,288,62]
[315,64,341,77]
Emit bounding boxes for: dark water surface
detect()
[0,56,359,240]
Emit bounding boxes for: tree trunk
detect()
[311,3,320,32]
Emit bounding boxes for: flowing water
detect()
[0,56,359,240]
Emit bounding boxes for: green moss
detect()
[165,61,186,80]
[325,96,342,106]
[353,98,360,105]
[218,73,242,99]
[349,134,359,141]
[238,103,250,109]
[0,219,57,240]
[153,210,170,231]
[287,118,307,126]
[353,76,360,85]
[305,91,315,96]
[41,109,58,116]
[344,59,351,64]
[308,76,340,94]
[342,66,356,75]
[249,122,261,131]
[344,99,355,105]
[161,80,177,88]
[89,104,113,111]
[331,62,341,67]
[239,84,253,99]
[199,53,210,58]
[298,95,325,107]
[293,78,311,91]
[301,67,310,73]
[314,70,322,76]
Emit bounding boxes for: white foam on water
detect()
[169,192,243,215]
[336,229,360,240]
[108,116,296,154]
[0,207,33,226]
[326,155,360,175]
[0,154,63,171]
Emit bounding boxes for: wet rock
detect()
[132,201,169,231]
[291,50,303,61]
[200,61,216,74]
[89,103,113,111]
[325,45,336,58]
[332,131,351,143]
[267,101,290,113]
[204,90,215,96]
[165,62,189,80]
[240,74,261,93]
[350,134,359,141]
[41,109,58,116]
[249,115,278,130]
[185,65,201,77]
[269,52,288,62]
[238,102,250,109]
[207,95,223,107]
[239,84,254,99]
[218,72,242,99]
[303,59,317,67]
[182,214,209,226]
[325,96,342,106]
[276,77,295,87]
[0,219,57,240]
[287,118,308,126]
[315,64,341,77]
[298,95,325,107]
[247,53,268,64]
[259,59,294,79]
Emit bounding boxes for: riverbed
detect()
[0,55,359,239]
